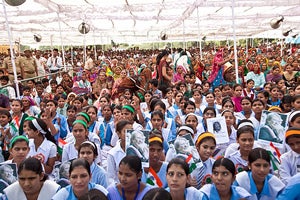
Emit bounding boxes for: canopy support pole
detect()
[93,30,97,61]
[246,38,248,57]
[231,0,239,84]
[2,0,20,98]
[57,13,66,71]
[196,7,203,60]
[183,20,186,50]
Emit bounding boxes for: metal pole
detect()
[231,0,239,83]
[246,38,248,57]
[57,13,66,71]
[196,7,203,60]
[84,28,86,65]
[93,30,97,61]
[183,20,185,50]
[71,45,74,65]
[2,0,20,98]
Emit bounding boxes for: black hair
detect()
[156,50,169,65]
[257,90,269,99]
[233,84,243,90]
[0,75,9,82]
[102,104,113,112]
[167,157,189,175]
[246,79,254,84]
[18,157,47,181]
[252,99,265,106]
[203,106,216,117]
[212,157,235,177]
[237,125,254,139]
[11,99,23,107]
[192,89,202,96]
[67,105,77,112]
[41,78,49,84]
[73,96,84,104]
[99,96,110,103]
[196,132,216,147]
[248,148,270,165]
[286,127,300,143]
[78,141,98,156]
[280,95,292,111]
[54,94,67,101]
[149,130,164,148]
[149,79,159,87]
[46,99,58,107]
[289,111,300,123]
[35,84,44,89]
[22,86,31,91]
[149,98,160,112]
[49,79,58,85]
[10,137,29,149]
[142,188,172,200]
[28,117,56,144]
[116,120,132,134]
[0,110,12,123]
[78,189,108,200]
[85,105,98,114]
[154,100,166,112]
[69,158,91,175]
[222,97,234,107]
[151,110,164,121]
[241,96,252,104]
[292,94,300,103]
[113,104,122,112]
[119,156,142,174]
[184,100,196,110]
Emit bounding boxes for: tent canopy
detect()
[1,0,300,46]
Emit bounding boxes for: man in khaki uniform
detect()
[19,49,38,79]
[1,49,22,83]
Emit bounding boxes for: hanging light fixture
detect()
[78,22,90,34]
[160,31,168,40]
[33,34,42,42]
[282,29,293,37]
[4,0,25,6]
[270,15,284,29]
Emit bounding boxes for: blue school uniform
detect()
[166,187,204,199]
[234,171,285,200]
[90,162,108,188]
[200,184,251,200]
[276,173,300,200]
[52,182,108,200]
[279,150,300,185]
[141,162,168,188]
[226,150,248,173]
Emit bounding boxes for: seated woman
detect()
[78,141,107,188]
[234,148,285,199]
[52,158,108,200]
[225,124,255,173]
[24,117,57,174]
[2,157,60,200]
[1,136,29,168]
[107,156,153,200]
[166,158,204,199]
[62,119,101,164]
[141,131,168,188]
[200,158,251,200]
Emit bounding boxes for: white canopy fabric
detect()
[0,0,300,47]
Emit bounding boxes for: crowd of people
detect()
[0,42,298,199]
